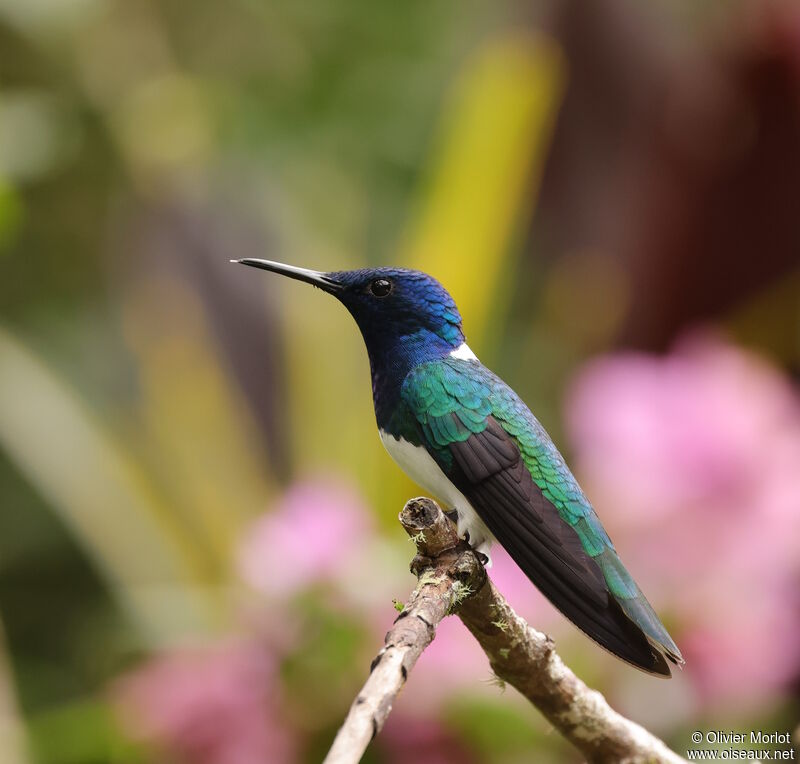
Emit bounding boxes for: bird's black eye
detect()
[369,278,392,297]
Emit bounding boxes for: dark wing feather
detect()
[449,417,672,676]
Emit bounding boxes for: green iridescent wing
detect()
[401,357,682,675]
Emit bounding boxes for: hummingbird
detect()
[233,259,683,676]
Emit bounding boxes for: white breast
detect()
[379,430,493,554]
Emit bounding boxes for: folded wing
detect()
[401,358,682,676]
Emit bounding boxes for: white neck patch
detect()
[450,342,478,361]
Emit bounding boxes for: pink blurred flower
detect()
[238,477,373,597]
[406,617,489,708]
[113,639,294,764]
[379,713,479,764]
[488,546,558,629]
[566,332,800,712]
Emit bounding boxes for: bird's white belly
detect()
[379,430,493,553]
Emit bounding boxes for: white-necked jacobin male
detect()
[233,259,683,676]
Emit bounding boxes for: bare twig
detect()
[323,497,484,764]
[324,497,687,764]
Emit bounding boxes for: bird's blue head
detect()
[233,259,467,424]
[327,266,464,352]
[234,259,465,369]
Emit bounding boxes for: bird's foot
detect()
[443,508,491,566]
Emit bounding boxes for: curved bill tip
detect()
[231,258,342,293]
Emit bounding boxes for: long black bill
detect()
[231,258,342,293]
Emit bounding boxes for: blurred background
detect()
[1,0,799,762]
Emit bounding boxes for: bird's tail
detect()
[598,547,684,672]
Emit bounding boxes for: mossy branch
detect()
[323,497,687,764]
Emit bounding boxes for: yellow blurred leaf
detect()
[402,33,566,349]
[120,273,273,571]
[0,619,28,764]
[0,326,222,644]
